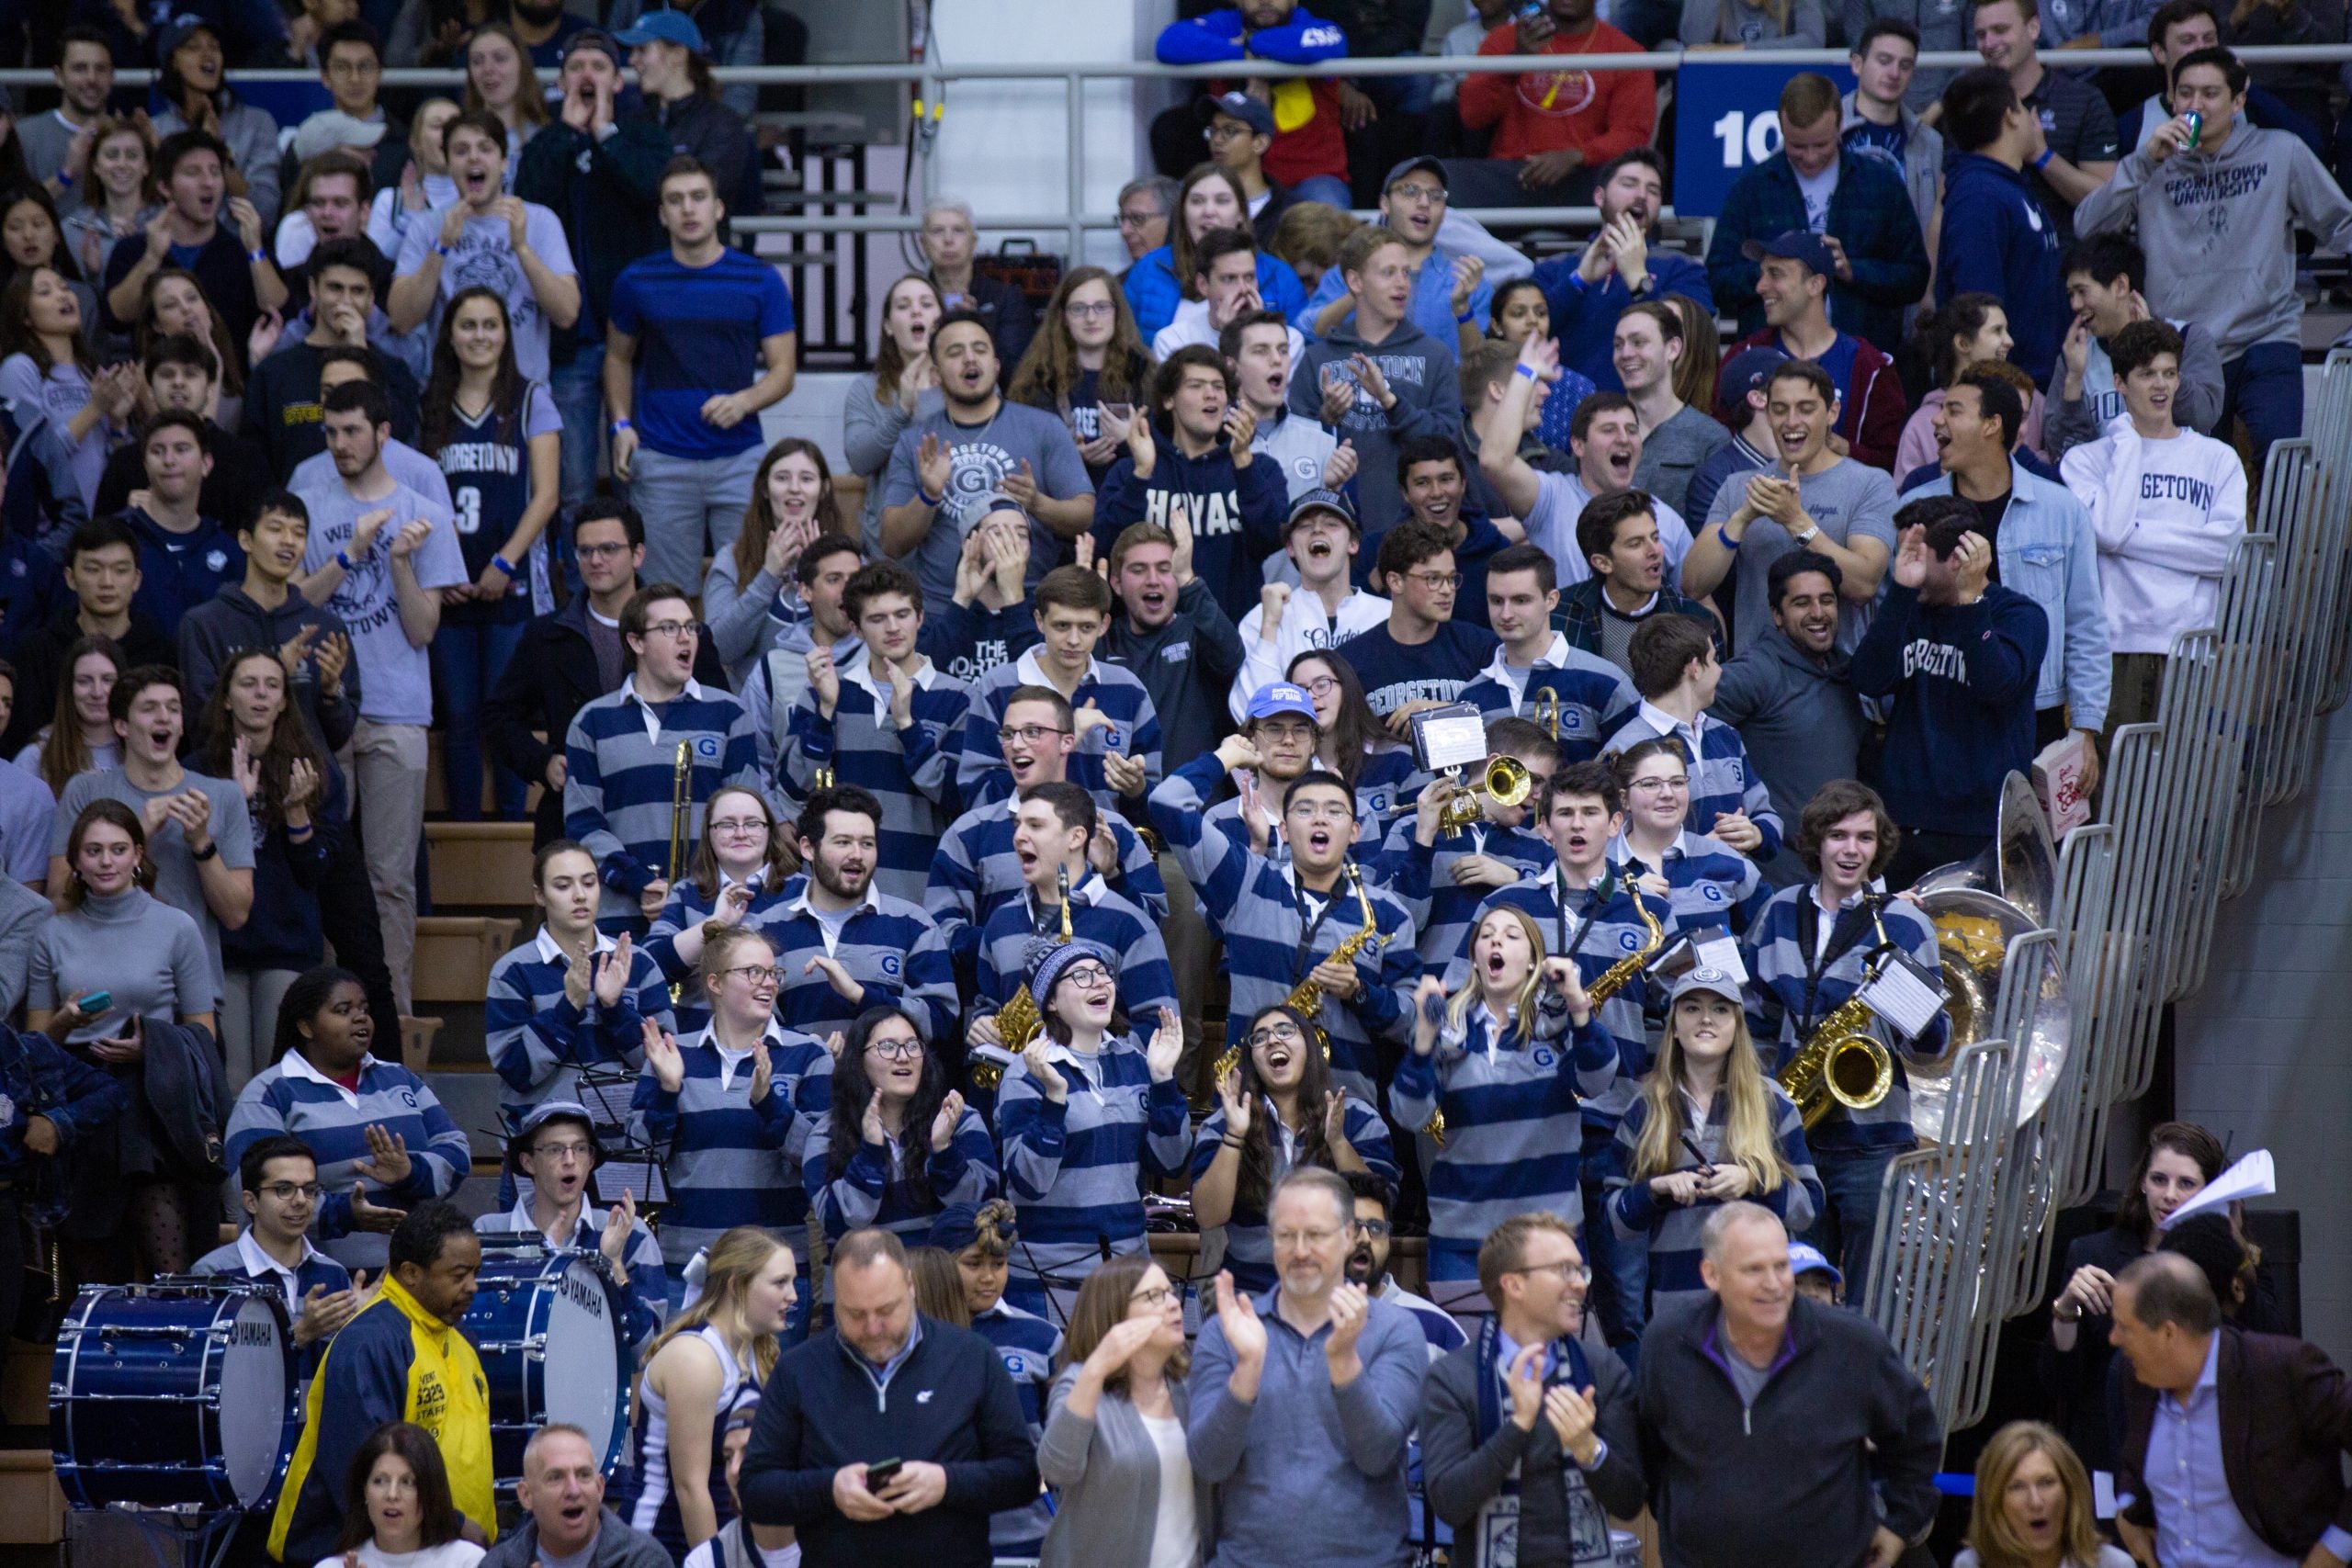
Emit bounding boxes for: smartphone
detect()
[1517,1,1546,17]
[76,992,111,1015]
[865,1458,905,1490]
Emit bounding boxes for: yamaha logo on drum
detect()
[231,1318,277,1348]
[557,1269,609,1319]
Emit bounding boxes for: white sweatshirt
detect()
[1231,583,1393,722]
[2060,417,2248,654]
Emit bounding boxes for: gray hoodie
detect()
[2075,120,2352,360]
[1289,316,1463,541]
[1706,624,1868,829]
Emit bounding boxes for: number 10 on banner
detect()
[1713,109,1784,168]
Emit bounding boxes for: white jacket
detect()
[2060,418,2247,655]
[1231,584,1392,722]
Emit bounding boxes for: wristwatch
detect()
[1792,524,1820,545]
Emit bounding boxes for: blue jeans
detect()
[2222,343,2303,483]
[550,343,606,512]
[628,443,764,592]
[431,614,529,819]
[1581,1125,1649,1353]
[1803,1145,1901,1303]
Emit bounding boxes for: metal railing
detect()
[28,41,2352,257]
[1865,351,2352,1434]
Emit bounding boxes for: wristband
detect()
[490,555,518,579]
[918,487,944,508]
[335,549,355,571]
[1513,362,1538,380]
[1716,525,1741,552]
[247,248,267,263]
[191,840,220,863]
[610,417,632,434]
[55,172,72,187]
[435,242,455,257]
[2032,148,2055,170]
[1456,308,1476,325]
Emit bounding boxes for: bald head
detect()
[2109,1248,2221,1395]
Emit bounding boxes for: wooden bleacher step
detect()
[413,917,519,1006]
[425,821,538,908]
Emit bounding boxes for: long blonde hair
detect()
[639,1226,787,1383]
[1446,906,1547,1048]
[1631,993,1791,1195]
[1965,1422,2107,1568]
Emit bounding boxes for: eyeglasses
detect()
[1298,674,1340,698]
[724,964,786,986]
[708,818,769,838]
[640,621,699,640]
[1248,1020,1305,1049]
[1204,122,1258,143]
[867,1037,922,1061]
[1629,776,1690,795]
[1065,299,1116,319]
[1350,1217,1394,1238]
[532,1140,594,1162]
[1512,1258,1594,1287]
[1116,208,1163,231]
[576,541,633,560]
[1060,963,1114,989]
[259,1181,322,1201]
[1131,1284,1180,1308]
[997,724,1070,746]
[1403,570,1463,589]
[1285,802,1354,823]
[1389,182,1447,205]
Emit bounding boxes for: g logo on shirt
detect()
[1618,931,1642,952]
[1701,885,1724,904]
[1532,1048,1556,1070]
[879,954,902,978]
[695,735,722,761]
[398,1088,422,1110]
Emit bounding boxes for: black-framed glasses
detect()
[867,1038,922,1062]
[259,1181,322,1201]
[1248,1020,1305,1050]
[723,964,786,986]
[1350,1217,1394,1238]
[998,724,1071,745]
[1512,1258,1593,1287]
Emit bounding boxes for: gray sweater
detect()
[1633,404,1734,523]
[1188,1290,1429,1568]
[481,1508,672,1568]
[1706,625,1868,831]
[701,546,789,687]
[28,887,209,1039]
[843,376,942,557]
[1036,1365,1211,1568]
[1420,1335,1645,1568]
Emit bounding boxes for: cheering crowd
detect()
[0,0,2344,1562]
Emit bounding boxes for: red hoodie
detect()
[1724,325,1908,473]
[1455,19,1655,166]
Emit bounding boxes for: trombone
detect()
[1532,690,1560,743]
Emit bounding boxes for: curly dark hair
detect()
[824,1006,952,1209]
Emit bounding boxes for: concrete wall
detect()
[2175,697,2352,1368]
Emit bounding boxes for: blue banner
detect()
[1670,60,1859,218]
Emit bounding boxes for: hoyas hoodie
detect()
[2075,119,2352,361]
[1850,581,2048,835]
[1937,152,2067,383]
[1092,434,1290,625]
[1289,316,1463,547]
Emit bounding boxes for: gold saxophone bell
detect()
[1776,953,1897,1130]
[1437,755,1532,834]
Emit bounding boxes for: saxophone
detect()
[1428,878,1665,1148]
[1215,863,1374,1080]
[1775,897,1902,1130]
[969,865,1071,1090]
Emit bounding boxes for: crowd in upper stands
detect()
[0,0,2337,1562]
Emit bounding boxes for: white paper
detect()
[1861,958,1945,1040]
[2093,1471,2117,1520]
[1694,936,1747,984]
[2160,1149,2275,1230]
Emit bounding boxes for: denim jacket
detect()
[1905,459,2110,729]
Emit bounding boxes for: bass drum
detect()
[51,1280,297,1512]
[465,1249,629,1487]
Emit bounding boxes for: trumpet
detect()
[1437,755,1532,834]
[969,865,1073,1090]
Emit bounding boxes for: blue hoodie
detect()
[123,507,245,644]
[1532,249,1715,391]
[1936,152,2066,383]
[1849,581,2048,836]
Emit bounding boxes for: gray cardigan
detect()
[1036,1363,1212,1568]
[1420,1337,1645,1568]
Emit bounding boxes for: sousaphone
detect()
[1906,774,2071,1144]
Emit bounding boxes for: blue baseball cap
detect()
[1285,487,1358,536]
[616,9,706,51]
[1716,344,1792,414]
[1789,1241,1843,1285]
[1204,91,1274,139]
[1247,682,1319,726]
[1753,229,1836,277]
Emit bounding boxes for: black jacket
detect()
[3,603,176,758]
[93,419,274,532]
[653,92,763,220]
[739,1316,1040,1568]
[481,595,730,847]
[1635,1293,1941,1568]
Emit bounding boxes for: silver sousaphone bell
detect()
[1906,773,2071,1144]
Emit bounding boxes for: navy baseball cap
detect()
[1285,487,1358,536]
[1716,345,1792,414]
[1384,154,1448,192]
[1753,230,1836,276]
[1204,91,1275,139]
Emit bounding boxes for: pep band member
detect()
[1394,906,1613,1287]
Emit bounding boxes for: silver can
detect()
[1611,1529,1645,1568]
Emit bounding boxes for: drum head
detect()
[220,1295,290,1507]
[540,1260,624,1469]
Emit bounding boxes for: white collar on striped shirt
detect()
[236,1226,321,1293]
[1635,699,1704,752]
[1606,826,1702,866]
[843,651,940,704]
[1035,869,1110,915]
[622,672,709,744]
[503,1195,608,1250]
[534,925,617,966]
[280,1047,385,1103]
[683,1017,805,1089]
[1014,644,1101,694]
[1475,631,1574,705]
[782,874,884,919]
